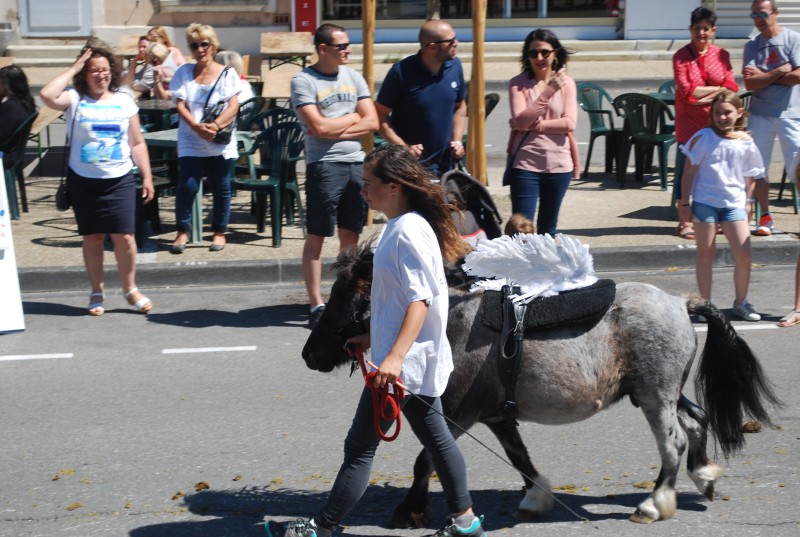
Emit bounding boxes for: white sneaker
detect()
[733,300,761,322]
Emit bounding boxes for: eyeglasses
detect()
[189,41,211,51]
[88,68,110,75]
[428,37,457,47]
[750,10,776,19]
[528,48,556,59]
[325,42,350,51]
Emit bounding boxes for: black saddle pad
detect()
[481,278,616,332]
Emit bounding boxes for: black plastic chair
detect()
[236,96,267,130]
[2,111,38,219]
[232,122,305,246]
[576,81,620,177]
[613,93,676,189]
[133,162,175,248]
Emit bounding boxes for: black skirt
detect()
[67,167,136,235]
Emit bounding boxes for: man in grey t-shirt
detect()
[290,23,378,328]
[743,0,799,235]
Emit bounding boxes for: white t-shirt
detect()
[682,127,765,209]
[170,64,242,159]
[66,89,137,179]
[371,212,453,397]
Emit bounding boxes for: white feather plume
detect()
[462,233,597,298]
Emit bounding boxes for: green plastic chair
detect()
[613,93,676,189]
[576,81,621,176]
[236,96,267,130]
[3,111,38,219]
[232,122,305,246]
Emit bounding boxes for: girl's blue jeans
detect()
[509,168,572,236]
[175,156,232,233]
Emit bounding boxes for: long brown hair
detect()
[364,144,471,263]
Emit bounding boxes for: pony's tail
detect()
[688,298,783,458]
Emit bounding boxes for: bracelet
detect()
[213,120,221,130]
[451,140,463,146]
[681,204,690,207]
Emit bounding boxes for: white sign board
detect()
[0,158,26,333]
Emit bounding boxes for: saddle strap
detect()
[500,285,526,423]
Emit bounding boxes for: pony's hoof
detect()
[629,512,658,524]
[513,509,543,521]
[388,508,429,529]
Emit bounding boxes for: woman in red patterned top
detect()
[673,7,739,239]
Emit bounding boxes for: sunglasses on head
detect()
[528,48,556,59]
[750,10,776,19]
[189,41,211,51]
[325,42,350,51]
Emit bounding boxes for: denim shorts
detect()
[692,201,747,223]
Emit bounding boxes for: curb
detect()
[18,241,798,294]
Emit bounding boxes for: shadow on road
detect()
[128,484,710,536]
[144,304,307,329]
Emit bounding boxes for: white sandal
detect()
[125,287,153,314]
[87,291,105,316]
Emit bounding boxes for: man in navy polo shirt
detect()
[376,19,467,177]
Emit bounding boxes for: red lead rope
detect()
[352,347,405,442]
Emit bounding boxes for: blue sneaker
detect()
[265,518,317,537]
[434,515,487,536]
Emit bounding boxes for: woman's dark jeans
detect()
[175,156,232,233]
[509,168,572,236]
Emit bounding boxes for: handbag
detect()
[201,66,235,145]
[502,131,531,186]
[55,177,70,212]
[55,104,78,212]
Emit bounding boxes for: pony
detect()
[301,245,780,527]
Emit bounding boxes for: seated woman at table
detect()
[120,36,149,99]
[146,25,184,96]
[672,6,738,240]
[215,50,255,103]
[169,23,241,253]
[39,38,155,316]
[0,65,37,171]
[122,40,169,101]
[148,43,174,100]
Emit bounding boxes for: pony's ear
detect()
[352,250,374,283]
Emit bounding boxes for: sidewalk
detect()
[8,57,800,293]
[12,161,798,293]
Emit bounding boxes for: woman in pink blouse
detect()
[673,7,738,239]
[506,28,577,237]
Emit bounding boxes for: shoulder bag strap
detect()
[203,66,231,109]
[60,96,80,183]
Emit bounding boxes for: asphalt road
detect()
[1,266,798,537]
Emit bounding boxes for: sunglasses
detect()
[750,10,776,19]
[189,41,211,51]
[429,37,457,46]
[325,42,350,51]
[528,48,556,59]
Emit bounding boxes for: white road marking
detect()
[162,346,257,354]
[0,353,74,362]
[695,324,779,333]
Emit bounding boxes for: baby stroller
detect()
[440,164,503,287]
[441,164,503,247]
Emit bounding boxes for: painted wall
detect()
[623,0,699,40]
